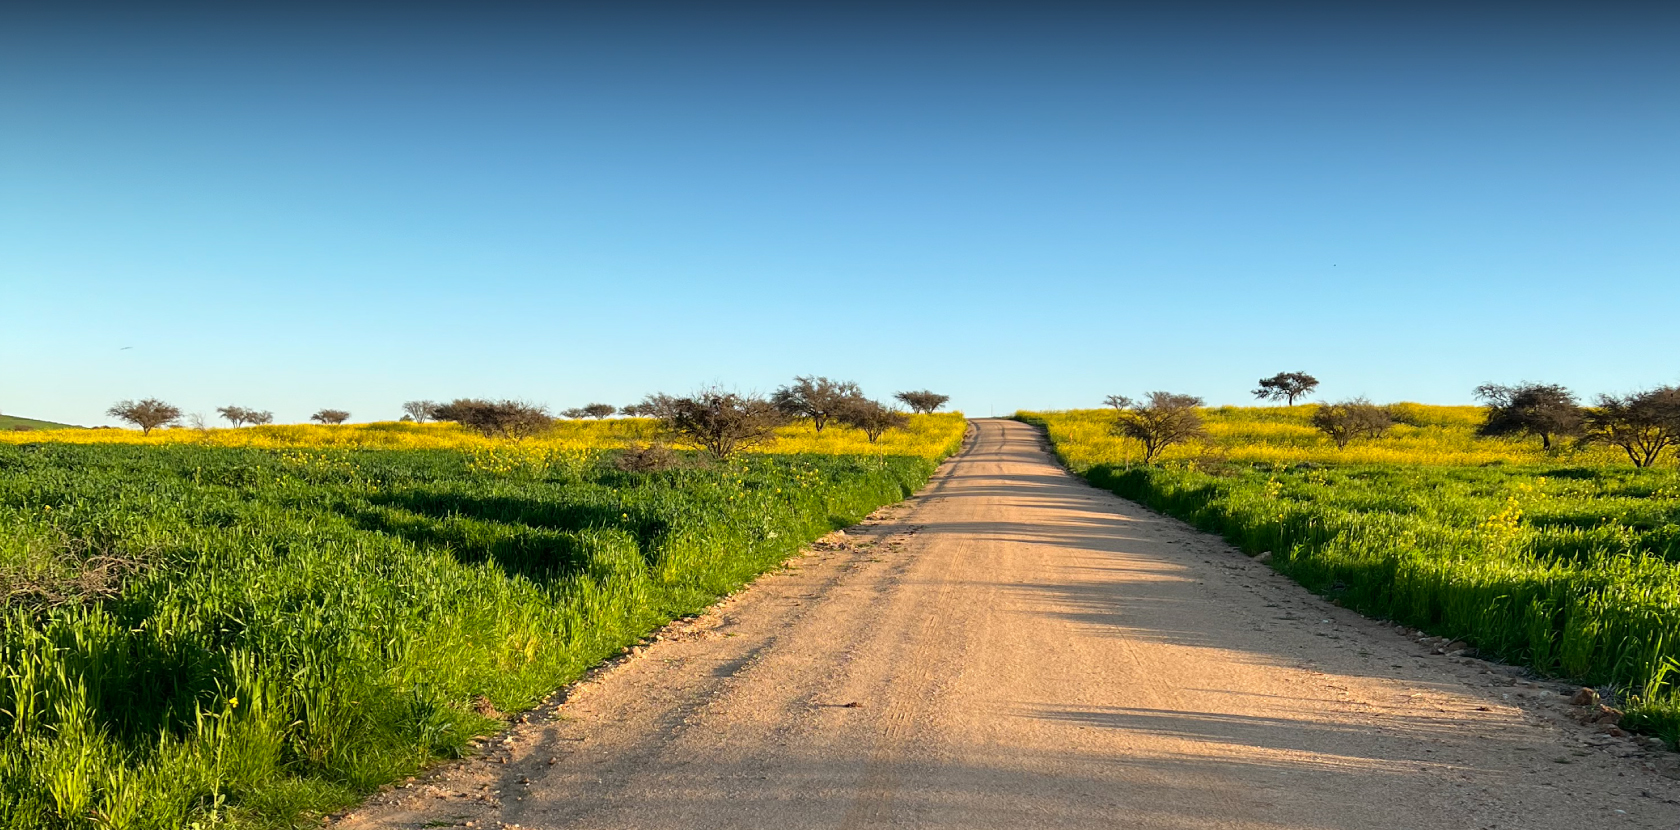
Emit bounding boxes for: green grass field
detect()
[1019,411,1680,747]
[0,415,77,432]
[0,442,949,828]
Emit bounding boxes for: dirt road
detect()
[340,419,1680,829]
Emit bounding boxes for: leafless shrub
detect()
[774,377,864,432]
[614,442,682,473]
[1580,386,1680,467]
[433,399,554,438]
[837,399,909,442]
[893,390,949,415]
[1111,392,1207,463]
[107,399,181,435]
[310,409,351,425]
[1311,399,1393,449]
[0,529,148,611]
[656,387,786,459]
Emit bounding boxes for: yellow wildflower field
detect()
[1019,404,1628,469]
[1,413,969,461]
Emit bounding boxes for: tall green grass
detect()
[0,444,944,828]
[1018,415,1680,746]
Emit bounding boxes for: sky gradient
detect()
[3,4,1677,425]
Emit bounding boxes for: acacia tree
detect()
[773,377,863,432]
[107,399,181,435]
[1102,394,1133,411]
[1474,383,1583,450]
[658,387,786,459]
[1310,399,1393,449]
[622,394,679,421]
[433,399,553,438]
[218,406,253,427]
[893,390,950,415]
[1580,387,1680,467]
[838,399,909,443]
[1111,392,1206,463]
[1253,372,1320,406]
[402,400,440,423]
[310,409,351,425]
[562,403,616,419]
[216,406,276,427]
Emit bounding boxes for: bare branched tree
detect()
[1102,394,1134,411]
[310,409,351,425]
[1111,392,1207,463]
[246,410,274,426]
[433,399,553,438]
[1310,399,1393,449]
[1253,372,1319,406]
[622,394,680,421]
[218,406,253,427]
[838,399,909,443]
[1474,383,1583,450]
[107,399,182,435]
[893,390,950,414]
[773,377,864,432]
[402,400,440,423]
[1580,387,1680,467]
[657,387,786,459]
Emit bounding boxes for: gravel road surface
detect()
[338,418,1680,829]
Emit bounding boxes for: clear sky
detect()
[3,3,1676,425]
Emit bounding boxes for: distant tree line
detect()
[100,380,950,462]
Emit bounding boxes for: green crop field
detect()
[1021,409,1680,748]
[0,441,952,828]
[0,415,77,433]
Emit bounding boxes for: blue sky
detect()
[3,4,1676,424]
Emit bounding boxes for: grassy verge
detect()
[0,439,957,828]
[1016,413,1680,747]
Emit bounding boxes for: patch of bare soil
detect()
[335,419,1680,829]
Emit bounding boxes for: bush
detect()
[1109,392,1206,463]
[657,387,786,459]
[1310,399,1393,449]
[837,399,909,442]
[614,442,682,473]
[433,399,553,438]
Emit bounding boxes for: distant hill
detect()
[0,414,79,432]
